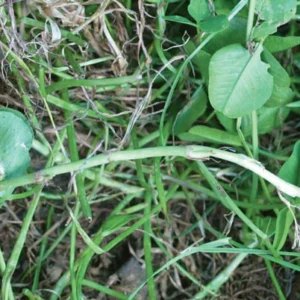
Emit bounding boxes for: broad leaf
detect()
[264,36,300,53]
[216,106,290,137]
[240,106,290,136]
[253,22,278,39]
[200,15,229,33]
[262,50,292,107]
[267,88,293,108]
[173,87,207,134]
[214,0,235,14]
[208,44,273,118]
[0,108,33,179]
[203,17,247,54]
[256,0,296,23]
[188,0,210,23]
[254,0,297,38]
[0,108,33,198]
[279,141,300,187]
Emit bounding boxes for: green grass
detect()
[0,0,300,299]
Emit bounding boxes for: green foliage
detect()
[254,0,297,38]
[101,214,138,237]
[264,36,300,53]
[200,15,229,33]
[216,111,237,134]
[217,106,290,137]
[177,132,208,143]
[173,87,207,134]
[188,125,242,146]
[254,216,276,237]
[0,109,33,197]
[255,0,296,22]
[273,207,294,251]
[163,15,197,27]
[187,0,229,34]
[262,50,293,107]
[185,42,211,83]
[241,106,290,136]
[273,142,300,250]
[279,141,300,187]
[214,0,236,14]
[188,0,210,23]
[2,1,300,299]
[203,17,247,54]
[287,101,300,109]
[208,44,273,118]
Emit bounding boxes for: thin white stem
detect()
[1,146,300,200]
[188,146,300,198]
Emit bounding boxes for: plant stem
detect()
[32,206,54,291]
[144,189,157,300]
[0,247,14,299]
[1,146,300,198]
[250,111,259,216]
[246,0,256,42]
[265,259,286,299]
[62,88,91,218]
[244,0,259,227]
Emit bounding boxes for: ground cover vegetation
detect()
[0,0,300,299]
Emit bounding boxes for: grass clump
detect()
[0,0,300,299]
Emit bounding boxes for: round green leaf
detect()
[208,44,273,118]
[188,0,210,23]
[0,109,33,181]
